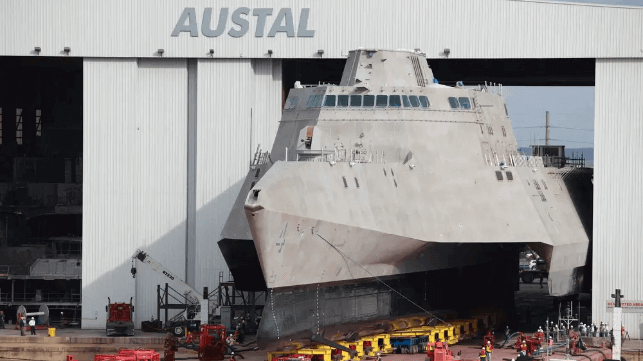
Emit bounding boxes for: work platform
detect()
[0,328,166,361]
[1,326,638,361]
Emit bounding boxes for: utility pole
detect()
[545,111,550,146]
[611,289,624,360]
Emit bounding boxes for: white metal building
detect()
[1,0,642,335]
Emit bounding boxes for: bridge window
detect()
[323,95,336,107]
[307,95,323,108]
[409,96,420,107]
[401,95,411,107]
[363,95,375,107]
[458,97,471,109]
[285,96,299,110]
[337,95,349,107]
[448,97,460,109]
[419,96,430,108]
[350,95,362,107]
[389,95,402,107]
[376,95,388,107]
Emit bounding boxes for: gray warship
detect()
[219,49,592,342]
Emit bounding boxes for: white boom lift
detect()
[131,249,209,325]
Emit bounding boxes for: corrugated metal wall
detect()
[83,58,281,328]
[1,0,642,59]
[593,59,643,339]
[83,59,139,328]
[83,58,188,328]
[194,58,282,291]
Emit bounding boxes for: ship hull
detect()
[256,257,519,344]
[218,49,593,343]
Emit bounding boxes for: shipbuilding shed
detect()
[0,0,641,336]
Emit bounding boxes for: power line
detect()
[513,126,594,131]
[516,138,594,145]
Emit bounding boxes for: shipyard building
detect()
[0,0,641,337]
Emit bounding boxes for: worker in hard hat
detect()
[28,317,36,335]
[377,353,382,361]
[520,341,528,357]
[480,347,487,361]
[548,336,553,356]
[485,340,493,361]
[229,351,236,361]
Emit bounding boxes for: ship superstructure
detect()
[219,49,590,340]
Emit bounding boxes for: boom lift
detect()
[131,249,211,334]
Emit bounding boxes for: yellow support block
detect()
[297,348,333,361]
[376,334,393,354]
[336,341,364,361]
[359,336,381,357]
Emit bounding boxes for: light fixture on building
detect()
[64,47,71,55]
[317,49,324,57]
[158,49,164,56]
[267,49,273,57]
[444,48,450,58]
[209,49,214,56]
[34,47,41,55]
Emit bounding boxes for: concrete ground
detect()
[0,282,636,361]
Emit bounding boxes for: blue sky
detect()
[503,0,642,149]
[504,87,595,149]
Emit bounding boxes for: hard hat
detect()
[231,352,234,355]
[549,336,552,339]
[487,341,490,344]
[31,317,34,320]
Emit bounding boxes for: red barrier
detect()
[94,349,160,361]
[118,349,161,361]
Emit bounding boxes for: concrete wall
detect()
[593,59,643,339]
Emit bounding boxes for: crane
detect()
[131,249,210,328]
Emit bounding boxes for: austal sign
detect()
[606,300,643,313]
[171,7,315,38]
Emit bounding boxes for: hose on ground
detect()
[529,341,568,355]
[497,332,522,348]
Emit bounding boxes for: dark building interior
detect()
[0,56,83,326]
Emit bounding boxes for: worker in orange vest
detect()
[480,347,487,361]
[486,341,493,361]
[520,341,528,356]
